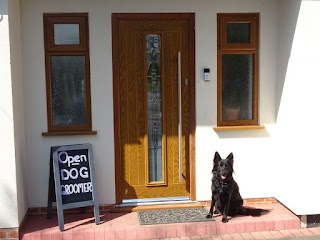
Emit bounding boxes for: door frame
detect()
[112,13,196,205]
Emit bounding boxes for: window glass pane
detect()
[54,24,80,45]
[227,23,250,43]
[222,54,253,120]
[50,56,87,126]
[147,34,163,182]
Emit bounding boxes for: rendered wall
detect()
[8,0,28,225]
[0,0,27,228]
[19,0,318,216]
[195,0,278,202]
[21,0,279,207]
[275,0,320,215]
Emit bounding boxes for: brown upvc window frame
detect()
[43,13,96,136]
[217,13,259,127]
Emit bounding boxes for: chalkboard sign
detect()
[57,148,93,204]
[49,143,100,231]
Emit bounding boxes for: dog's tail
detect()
[238,207,270,216]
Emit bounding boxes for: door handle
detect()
[178,52,182,183]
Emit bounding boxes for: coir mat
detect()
[138,207,214,225]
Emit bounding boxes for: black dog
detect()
[206,152,268,223]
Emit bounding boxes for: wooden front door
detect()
[112,13,195,204]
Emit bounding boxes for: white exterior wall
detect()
[8,0,28,225]
[196,0,278,202]
[17,0,320,216]
[0,0,27,228]
[275,0,320,215]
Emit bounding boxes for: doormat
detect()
[138,208,213,225]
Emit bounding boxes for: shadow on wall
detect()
[215,128,270,139]
[275,0,302,120]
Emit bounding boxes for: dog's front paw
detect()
[222,217,229,223]
[213,209,219,214]
[206,213,213,218]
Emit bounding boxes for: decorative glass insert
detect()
[222,54,253,120]
[50,56,87,126]
[54,24,80,45]
[227,23,250,43]
[147,34,163,182]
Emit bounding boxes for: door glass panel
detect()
[147,34,163,182]
[227,23,250,44]
[50,56,87,125]
[54,24,80,45]
[222,54,253,120]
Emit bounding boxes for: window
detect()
[43,13,95,135]
[217,13,259,126]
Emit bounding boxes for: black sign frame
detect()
[51,143,100,230]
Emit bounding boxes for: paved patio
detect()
[19,201,315,240]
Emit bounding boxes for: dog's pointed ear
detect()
[226,152,234,165]
[214,151,221,164]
